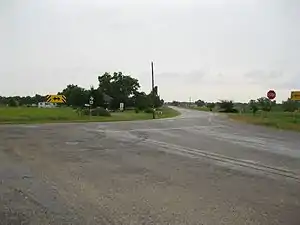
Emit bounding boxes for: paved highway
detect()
[0,107,300,224]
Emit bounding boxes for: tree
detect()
[0,96,8,105]
[282,98,298,112]
[257,97,272,112]
[89,86,105,108]
[1,71,164,111]
[149,86,163,108]
[133,92,151,110]
[249,99,259,115]
[7,98,17,107]
[206,102,216,111]
[33,94,45,104]
[0,95,41,106]
[59,84,89,107]
[171,101,180,106]
[218,100,236,113]
[195,99,205,107]
[160,99,165,106]
[98,72,140,109]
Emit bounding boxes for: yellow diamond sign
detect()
[291,91,300,101]
[46,95,66,103]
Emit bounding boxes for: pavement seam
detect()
[138,139,300,182]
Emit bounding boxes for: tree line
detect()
[0,72,164,110]
[171,97,299,113]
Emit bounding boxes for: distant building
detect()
[38,102,57,108]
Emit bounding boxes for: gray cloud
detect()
[1,0,300,102]
[244,70,299,90]
[157,70,206,84]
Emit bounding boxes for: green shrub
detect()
[219,108,239,113]
[82,108,90,116]
[91,107,111,117]
[82,107,111,117]
[144,108,154,113]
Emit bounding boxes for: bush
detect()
[217,100,239,113]
[82,107,111,117]
[257,97,272,112]
[144,108,154,113]
[219,108,239,113]
[92,107,111,116]
[8,98,17,107]
[282,99,298,112]
[206,102,216,111]
[195,99,205,107]
[135,108,140,113]
[218,100,234,111]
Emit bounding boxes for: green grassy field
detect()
[0,106,180,124]
[187,105,300,132]
[229,111,300,131]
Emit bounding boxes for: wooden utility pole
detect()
[151,61,155,119]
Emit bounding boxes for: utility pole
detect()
[151,61,155,119]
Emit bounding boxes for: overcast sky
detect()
[1,0,299,102]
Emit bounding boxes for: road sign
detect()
[291,91,300,101]
[46,95,66,103]
[120,102,124,111]
[89,96,94,105]
[267,90,276,100]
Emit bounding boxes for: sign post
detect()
[89,96,94,119]
[151,61,155,119]
[266,90,276,114]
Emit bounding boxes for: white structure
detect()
[38,102,57,108]
[120,102,124,111]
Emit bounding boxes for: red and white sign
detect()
[267,90,276,100]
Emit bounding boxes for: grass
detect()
[229,111,300,132]
[156,106,181,119]
[0,106,180,124]
[185,105,300,132]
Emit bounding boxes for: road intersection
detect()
[0,107,299,224]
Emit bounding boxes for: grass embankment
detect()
[0,106,180,124]
[188,105,300,132]
[156,106,181,119]
[229,112,300,132]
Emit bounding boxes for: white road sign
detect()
[120,102,124,111]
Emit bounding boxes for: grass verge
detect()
[156,106,181,119]
[229,112,300,132]
[0,106,180,124]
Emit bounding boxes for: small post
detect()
[151,61,155,119]
[89,105,91,119]
[89,96,94,119]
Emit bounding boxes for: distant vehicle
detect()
[38,102,57,108]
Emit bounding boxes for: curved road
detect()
[0,107,300,224]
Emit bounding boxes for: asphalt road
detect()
[0,107,300,225]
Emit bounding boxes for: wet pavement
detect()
[0,107,300,224]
